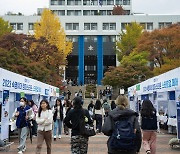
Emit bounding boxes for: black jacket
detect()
[53,106,63,121]
[141,111,157,131]
[64,108,93,136]
[102,107,142,154]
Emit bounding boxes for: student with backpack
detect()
[102,95,142,154]
[141,100,157,154]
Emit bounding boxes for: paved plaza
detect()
[2,132,180,154]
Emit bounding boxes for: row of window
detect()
[52,9,130,16]
[67,35,116,42]
[10,22,173,32]
[51,0,130,6]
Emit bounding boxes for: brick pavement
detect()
[2,133,180,154]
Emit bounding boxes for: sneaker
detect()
[22,146,26,152]
[18,151,23,154]
[54,136,56,141]
[58,135,61,139]
[146,150,151,154]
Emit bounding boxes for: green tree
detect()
[116,22,143,62]
[0,17,12,37]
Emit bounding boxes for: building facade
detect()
[2,0,180,85]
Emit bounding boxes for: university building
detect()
[2,0,180,85]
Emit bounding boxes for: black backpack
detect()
[109,116,136,151]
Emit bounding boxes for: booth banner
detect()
[1,90,10,140]
[176,90,180,140]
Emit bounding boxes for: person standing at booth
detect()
[141,100,157,154]
[13,97,33,154]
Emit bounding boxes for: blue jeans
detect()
[53,119,62,136]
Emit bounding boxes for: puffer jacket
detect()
[102,107,142,154]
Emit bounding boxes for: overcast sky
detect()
[0,0,180,15]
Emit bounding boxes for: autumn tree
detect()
[34,9,72,59]
[116,22,143,62]
[0,33,63,87]
[0,17,12,37]
[112,5,125,15]
[137,24,180,71]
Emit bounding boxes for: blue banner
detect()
[1,90,10,140]
[177,101,180,140]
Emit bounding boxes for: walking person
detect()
[52,98,64,140]
[94,99,104,133]
[102,95,142,154]
[36,99,53,154]
[141,100,157,154]
[28,100,38,137]
[13,97,33,154]
[64,97,93,154]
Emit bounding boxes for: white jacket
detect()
[36,109,53,131]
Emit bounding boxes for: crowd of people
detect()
[12,92,158,154]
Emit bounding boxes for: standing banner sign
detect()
[1,90,10,140]
[176,90,180,140]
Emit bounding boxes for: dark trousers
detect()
[36,130,52,154]
[95,114,102,133]
[32,120,37,136]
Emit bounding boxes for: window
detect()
[147,23,153,30]
[103,36,116,42]
[140,23,146,29]
[67,36,78,42]
[58,0,65,5]
[91,10,98,15]
[116,0,122,5]
[103,23,116,30]
[84,23,97,30]
[102,0,106,5]
[123,0,130,5]
[67,10,81,16]
[84,36,97,42]
[107,0,114,5]
[83,0,91,5]
[10,23,16,30]
[17,23,23,30]
[75,10,82,16]
[51,0,58,5]
[28,23,34,30]
[107,10,112,15]
[65,23,79,30]
[83,10,91,15]
[91,0,98,5]
[121,23,129,30]
[159,23,164,29]
[99,10,106,15]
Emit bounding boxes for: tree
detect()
[0,17,12,37]
[0,33,64,87]
[116,22,143,62]
[137,24,180,69]
[112,5,125,15]
[34,9,72,58]
[0,47,50,82]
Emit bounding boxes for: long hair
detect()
[38,99,51,117]
[55,98,63,109]
[29,100,36,107]
[141,100,156,117]
[94,99,102,110]
[73,97,82,109]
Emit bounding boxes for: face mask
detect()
[20,101,25,106]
